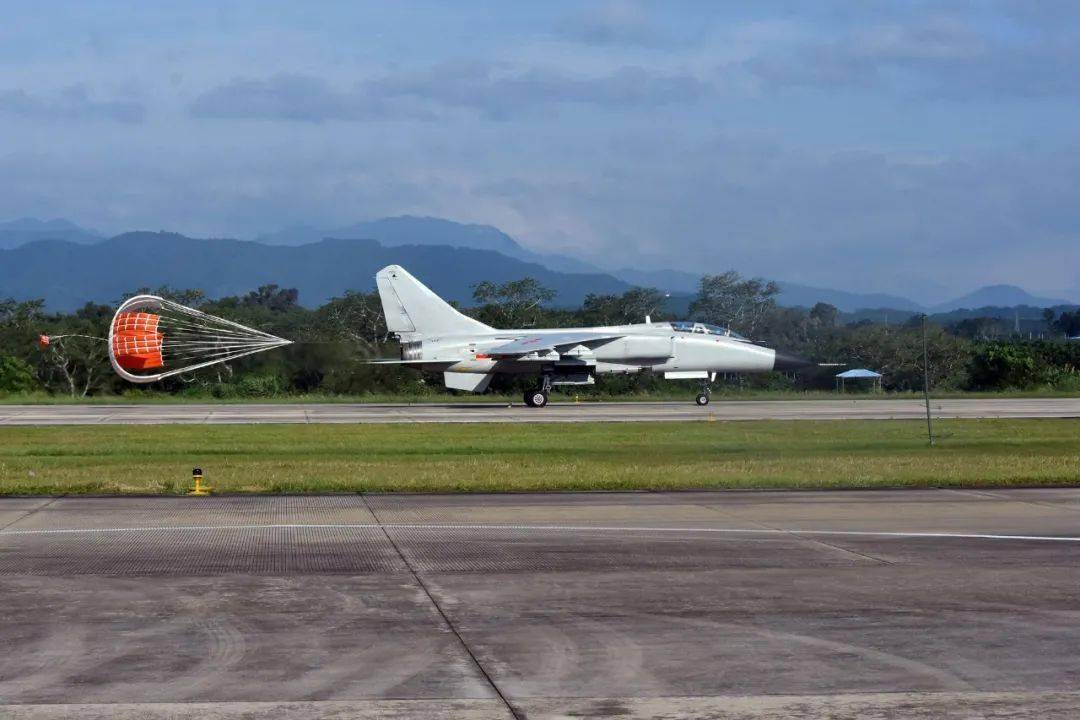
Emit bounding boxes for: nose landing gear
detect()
[695,379,712,406]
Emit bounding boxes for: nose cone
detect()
[773,350,814,372]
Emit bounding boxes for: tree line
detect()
[1,273,1078,397]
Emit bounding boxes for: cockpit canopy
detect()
[670,321,748,341]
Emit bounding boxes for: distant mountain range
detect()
[257,215,601,275]
[0,215,1075,313]
[0,217,102,250]
[928,285,1074,313]
[0,232,631,311]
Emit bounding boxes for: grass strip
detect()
[1,419,1078,495]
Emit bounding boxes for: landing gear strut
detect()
[524,374,552,408]
[695,380,711,406]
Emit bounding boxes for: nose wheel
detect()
[695,380,711,406]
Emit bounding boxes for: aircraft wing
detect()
[485,332,623,358]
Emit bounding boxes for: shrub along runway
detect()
[3,490,1080,719]
[0,397,1079,425]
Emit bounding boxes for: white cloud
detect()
[0,84,144,123]
[190,63,708,123]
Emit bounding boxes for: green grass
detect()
[1,419,1078,495]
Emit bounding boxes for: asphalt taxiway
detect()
[3,489,1080,718]
[0,397,1078,425]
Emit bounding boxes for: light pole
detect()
[922,314,934,447]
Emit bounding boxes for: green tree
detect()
[39,303,113,397]
[314,290,388,353]
[951,317,1006,340]
[809,302,839,328]
[471,278,556,328]
[969,340,1080,389]
[0,355,38,392]
[689,271,779,337]
[152,286,207,308]
[1053,310,1080,337]
[582,287,669,326]
[832,323,973,391]
[0,298,46,364]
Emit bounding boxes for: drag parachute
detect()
[108,295,292,383]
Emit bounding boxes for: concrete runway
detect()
[3,490,1080,718]
[1,397,1078,425]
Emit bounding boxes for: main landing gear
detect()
[524,374,552,408]
[695,380,712,406]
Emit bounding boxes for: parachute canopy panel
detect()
[108,295,292,384]
[112,312,164,371]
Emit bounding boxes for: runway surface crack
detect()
[695,499,895,565]
[358,493,522,720]
[942,487,1080,515]
[0,494,66,532]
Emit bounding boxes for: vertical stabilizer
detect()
[376,265,493,337]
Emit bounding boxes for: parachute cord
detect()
[43,334,108,343]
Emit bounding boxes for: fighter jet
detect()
[373,265,813,407]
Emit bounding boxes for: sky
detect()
[1,1,1079,302]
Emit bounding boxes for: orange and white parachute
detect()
[108,295,292,383]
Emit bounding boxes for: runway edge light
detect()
[188,467,212,496]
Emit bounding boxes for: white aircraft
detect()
[374,265,812,407]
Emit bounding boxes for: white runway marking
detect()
[2,522,1079,543]
[2,397,1079,424]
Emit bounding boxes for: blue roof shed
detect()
[836,368,882,379]
[835,368,883,391]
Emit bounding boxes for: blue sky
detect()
[2,1,1078,301]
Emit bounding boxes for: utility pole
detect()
[922,314,934,447]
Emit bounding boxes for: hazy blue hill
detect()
[258,215,604,275]
[0,232,631,311]
[613,267,699,294]
[5,217,1073,318]
[340,216,523,256]
[776,282,923,312]
[930,304,1079,322]
[932,284,1074,312]
[0,217,102,250]
[259,216,1075,314]
[253,223,325,246]
[254,216,521,253]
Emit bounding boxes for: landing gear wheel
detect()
[527,389,549,408]
[695,393,710,406]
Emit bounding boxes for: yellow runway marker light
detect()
[188,467,212,496]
